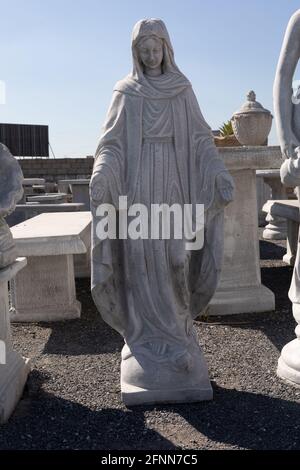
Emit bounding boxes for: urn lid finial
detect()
[233,91,272,116]
[247,90,256,102]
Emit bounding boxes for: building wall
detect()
[18,158,94,182]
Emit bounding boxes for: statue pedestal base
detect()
[277,301,300,387]
[0,258,30,423]
[277,339,300,386]
[122,383,213,407]
[120,338,213,406]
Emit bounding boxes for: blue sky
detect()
[1,0,300,157]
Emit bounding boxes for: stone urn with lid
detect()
[231,91,273,146]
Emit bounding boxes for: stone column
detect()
[258,170,288,240]
[208,147,281,316]
[0,258,30,423]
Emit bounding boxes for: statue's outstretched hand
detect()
[280,132,299,159]
[90,174,108,204]
[216,172,235,205]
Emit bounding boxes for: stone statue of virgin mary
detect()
[90,19,234,405]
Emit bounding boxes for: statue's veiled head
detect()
[131,19,181,80]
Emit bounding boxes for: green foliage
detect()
[219,120,234,137]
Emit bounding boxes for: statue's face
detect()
[137,37,163,70]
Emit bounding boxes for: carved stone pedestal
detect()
[209,147,279,316]
[0,258,30,423]
[121,336,213,406]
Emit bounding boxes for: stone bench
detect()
[6,202,84,227]
[10,212,91,322]
[23,178,45,186]
[27,193,69,204]
[20,178,46,203]
[6,202,85,227]
[262,199,299,265]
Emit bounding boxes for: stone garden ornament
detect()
[274,9,300,385]
[0,143,24,268]
[90,19,234,405]
[231,91,273,146]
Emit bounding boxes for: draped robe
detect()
[91,72,229,359]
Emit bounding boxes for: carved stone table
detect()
[10,212,91,322]
[0,258,30,423]
[208,146,282,316]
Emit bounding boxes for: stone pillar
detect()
[258,170,288,240]
[208,147,281,316]
[0,258,30,423]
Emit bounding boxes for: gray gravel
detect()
[1,232,300,450]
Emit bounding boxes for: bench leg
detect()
[10,254,81,322]
[262,176,287,240]
[263,211,287,240]
[283,220,299,266]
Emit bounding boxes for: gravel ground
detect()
[1,231,300,450]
